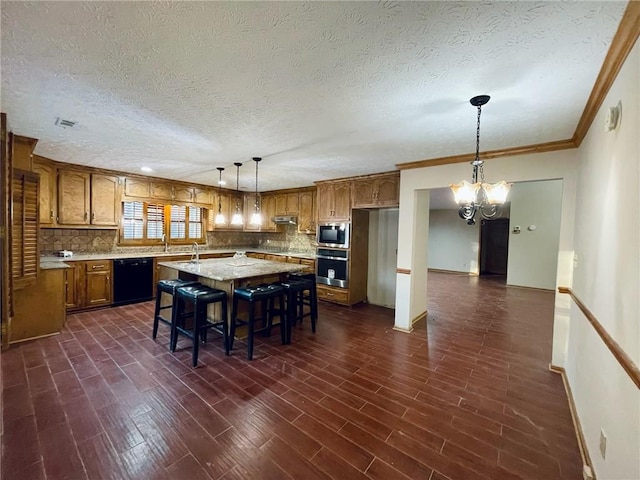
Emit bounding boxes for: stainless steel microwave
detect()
[317,223,350,249]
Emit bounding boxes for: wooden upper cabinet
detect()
[151,182,173,201]
[58,169,90,225]
[298,190,316,234]
[123,177,150,198]
[193,187,212,206]
[91,174,119,226]
[351,172,399,208]
[32,157,57,226]
[317,181,351,222]
[275,193,300,216]
[173,185,193,203]
[261,194,277,232]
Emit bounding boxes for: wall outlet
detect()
[599,429,607,459]
[573,253,579,268]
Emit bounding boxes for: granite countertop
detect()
[40,248,315,264]
[158,257,306,281]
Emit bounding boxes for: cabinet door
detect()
[260,194,276,231]
[193,187,212,205]
[228,192,244,230]
[316,184,334,222]
[332,182,351,221]
[32,158,57,226]
[123,177,150,198]
[85,261,112,306]
[352,179,376,208]
[285,193,299,214]
[173,186,193,203]
[243,193,261,231]
[64,262,84,310]
[91,174,119,225]
[298,191,316,234]
[151,182,173,200]
[275,194,288,216]
[375,174,399,207]
[58,170,90,225]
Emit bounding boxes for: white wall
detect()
[506,179,563,290]
[566,40,640,480]
[368,209,399,307]
[427,209,479,274]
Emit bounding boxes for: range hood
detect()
[272,215,298,225]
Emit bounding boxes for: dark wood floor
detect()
[1,272,582,480]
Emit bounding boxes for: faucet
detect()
[191,242,200,264]
[162,234,169,253]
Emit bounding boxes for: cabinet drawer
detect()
[317,285,349,304]
[85,260,111,272]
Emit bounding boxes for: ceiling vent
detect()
[55,117,76,128]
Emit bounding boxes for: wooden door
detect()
[85,261,112,306]
[123,177,150,198]
[32,157,57,225]
[65,262,84,310]
[316,184,334,222]
[332,182,351,221]
[58,170,90,224]
[375,174,399,207]
[352,179,375,208]
[298,190,316,234]
[151,182,173,201]
[1,113,10,349]
[480,218,510,276]
[91,174,119,226]
[193,187,212,205]
[173,186,193,203]
[275,194,288,215]
[261,194,277,231]
[11,169,39,289]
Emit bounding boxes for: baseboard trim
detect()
[392,325,414,334]
[412,310,427,325]
[428,268,478,276]
[549,364,595,479]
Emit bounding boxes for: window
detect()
[169,205,203,242]
[120,201,204,245]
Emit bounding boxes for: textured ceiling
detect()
[1,1,627,191]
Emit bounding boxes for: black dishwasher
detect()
[113,258,154,306]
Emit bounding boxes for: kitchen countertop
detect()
[40,248,316,264]
[158,257,306,282]
[40,261,72,270]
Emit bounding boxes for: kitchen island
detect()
[157,257,307,331]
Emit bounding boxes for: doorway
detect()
[479,217,510,277]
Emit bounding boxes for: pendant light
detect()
[230,162,243,226]
[249,157,262,226]
[214,167,226,225]
[450,95,511,225]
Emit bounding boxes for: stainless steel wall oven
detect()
[316,248,348,288]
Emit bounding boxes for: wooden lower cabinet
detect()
[11,268,66,343]
[66,260,113,311]
[317,284,349,305]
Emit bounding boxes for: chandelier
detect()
[450,95,511,225]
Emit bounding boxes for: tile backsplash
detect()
[40,225,316,255]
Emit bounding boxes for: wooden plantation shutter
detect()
[169,205,186,240]
[11,169,39,289]
[189,206,203,239]
[146,203,164,240]
[122,201,144,240]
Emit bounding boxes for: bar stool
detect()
[229,284,286,360]
[287,272,318,335]
[279,276,316,344]
[152,278,199,343]
[172,284,228,367]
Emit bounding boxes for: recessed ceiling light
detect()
[141,166,153,173]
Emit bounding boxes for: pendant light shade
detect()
[249,157,262,226]
[450,95,512,225]
[214,167,226,225]
[231,162,244,226]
